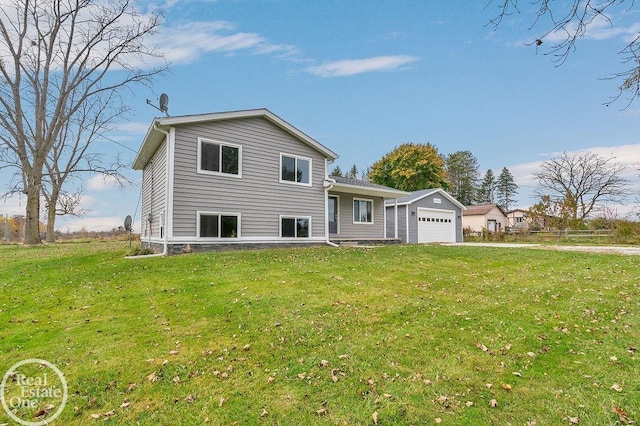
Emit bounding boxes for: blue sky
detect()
[2,0,640,232]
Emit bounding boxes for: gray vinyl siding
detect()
[386,193,464,243]
[385,205,408,242]
[329,191,385,239]
[171,117,327,238]
[140,139,167,239]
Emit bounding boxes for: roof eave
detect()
[132,119,165,170]
[330,182,409,199]
[145,109,339,162]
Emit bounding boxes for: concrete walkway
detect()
[449,242,640,256]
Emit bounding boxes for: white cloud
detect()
[87,175,122,191]
[116,121,150,134]
[56,215,126,233]
[306,55,419,78]
[508,144,640,210]
[0,194,25,216]
[152,21,299,64]
[509,12,640,47]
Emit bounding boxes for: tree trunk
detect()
[45,193,58,243]
[24,179,43,245]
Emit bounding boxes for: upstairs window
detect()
[280,154,311,185]
[353,198,373,224]
[198,138,241,177]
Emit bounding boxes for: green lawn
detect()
[0,241,638,425]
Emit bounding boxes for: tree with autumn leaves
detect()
[368,143,449,192]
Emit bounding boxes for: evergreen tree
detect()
[330,165,343,177]
[348,164,358,179]
[496,167,518,211]
[445,151,479,206]
[476,169,495,204]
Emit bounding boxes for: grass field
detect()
[0,241,638,425]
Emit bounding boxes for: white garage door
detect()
[417,208,455,243]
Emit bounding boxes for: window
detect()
[198,138,241,176]
[198,213,239,238]
[281,216,310,238]
[280,154,311,185]
[353,198,373,224]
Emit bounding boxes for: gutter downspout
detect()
[323,176,339,248]
[154,123,170,256]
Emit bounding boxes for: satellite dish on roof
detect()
[146,93,170,116]
[159,93,169,113]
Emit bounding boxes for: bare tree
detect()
[533,151,630,223]
[0,0,165,244]
[41,90,129,242]
[488,0,640,106]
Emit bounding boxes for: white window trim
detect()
[197,137,243,178]
[279,153,312,187]
[353,197,374,225]
[196,211,242,239]
[279,215,312,238]
[328,195,340,235]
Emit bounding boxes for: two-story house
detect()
[132,109,408,254]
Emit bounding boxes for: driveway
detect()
[451,242,640,256]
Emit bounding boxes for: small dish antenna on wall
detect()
[146,93,169,116]
[124,215,133,248]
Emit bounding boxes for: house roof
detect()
[463,204,506,216]
[327,175,409,199]
[132,108,339,170]
[384,188,466,210]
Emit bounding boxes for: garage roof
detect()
[385,188,466,210]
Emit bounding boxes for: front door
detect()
[328,196,338,234]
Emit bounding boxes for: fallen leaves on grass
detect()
[372,411,378,425]
[316,408,328,416]
[489,399,498,408]
[567,416,580,424]
[501,383,513,391]
[611,383,623,392]
[147,372,160,383]
[33,404,55,418]
[612,405,632,424]
[475,343,490,353]
[260,408,268,417]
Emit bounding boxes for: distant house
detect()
[384,188,466,243]
[132,108,407,253]
[463,204,508,234]
[506,208,528,228]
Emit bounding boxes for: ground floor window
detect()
[353,198,373,224]
[280,216,310,238]
[198,212,239,238]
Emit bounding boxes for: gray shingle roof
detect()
[330,175,401,191]
[386,188,440,204]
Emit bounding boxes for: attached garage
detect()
[385,188,466,243]
[417,208,456,243]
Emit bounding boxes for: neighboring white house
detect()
[506,208,528,228]
[132,109,407,254]
[462,204,508,234]
[384,188,466,243]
